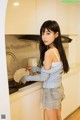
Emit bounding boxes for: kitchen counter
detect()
[9,79,37,94]
[9,63,80,95]
[9,81,43,120]
[10,81,43,101]
[62,63,80,119]
[62,63,80,79]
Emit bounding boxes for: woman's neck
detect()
[49,43,55,48]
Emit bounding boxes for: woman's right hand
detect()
[25,66,32,72]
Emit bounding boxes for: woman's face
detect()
[42,28,58,47]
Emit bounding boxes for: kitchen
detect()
[0,0,80,120]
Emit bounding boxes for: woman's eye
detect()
[46,32,50,35]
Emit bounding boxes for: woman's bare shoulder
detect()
[45,49,53,55]
[45,47,60,62]
[45,48,58,57]
[44,49,53,61]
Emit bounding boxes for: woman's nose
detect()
[43,34,46,39]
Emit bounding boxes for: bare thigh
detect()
[45,108,62,120]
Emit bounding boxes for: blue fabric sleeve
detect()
[21,63,63,84]
[21,71,50,84]
[31,66,41,72]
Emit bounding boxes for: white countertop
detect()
[62,63,80,79]
[10,81,43,102]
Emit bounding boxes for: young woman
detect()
[20,20,69,120]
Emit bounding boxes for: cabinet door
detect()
[56,1,79,34]
[78,71,80,106]
[5,0,36,34]
[62,73,79,119]
[21,88,44,120]
[10,98,23,120]
[36,0,56,34]
[10,88,44,120]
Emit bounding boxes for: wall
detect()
[0,0,10,119]
[68,35,80,65]
[76,35,80,64]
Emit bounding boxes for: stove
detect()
[8,79,36,94]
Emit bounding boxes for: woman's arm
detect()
[20,50,63,84]
[20,51,53,84]
[31,66,41,72]
[20,71,50,84]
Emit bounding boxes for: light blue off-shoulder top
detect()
[22,49,64,88]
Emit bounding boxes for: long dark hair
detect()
[39,20,69,73]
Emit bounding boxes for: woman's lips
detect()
[43,41,48,43]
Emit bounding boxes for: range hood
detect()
[61,35,72,43]
[16,34,72,43]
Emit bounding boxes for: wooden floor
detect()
[65,107,80,120]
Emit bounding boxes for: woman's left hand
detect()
[19,76,27,84]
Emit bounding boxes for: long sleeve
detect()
[21,71,50,84]
[31,66,41,72]
[21,62,63,84]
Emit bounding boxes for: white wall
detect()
[68,35,80,65]
[0,0,10,119]
[76,35,80,64]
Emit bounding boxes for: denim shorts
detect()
[41,85,65,109]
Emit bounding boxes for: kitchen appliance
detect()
[17,34,72,43]
[9,79,36,94]
[27,57,37,66]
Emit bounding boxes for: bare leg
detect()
[57,104,62,120]
[45,106,62,120]
[45,109,58,120]
[57,108,62,120]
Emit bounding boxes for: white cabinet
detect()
[10,82,44,120]
[77,71,80,106]
[36,0,56,34]
[5,0,57,34]
[62,68,80,119]
[5,0,80,34]
[5,0,36,34]
[56,1,80,34]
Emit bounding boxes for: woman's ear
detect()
[55,32,59,38]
